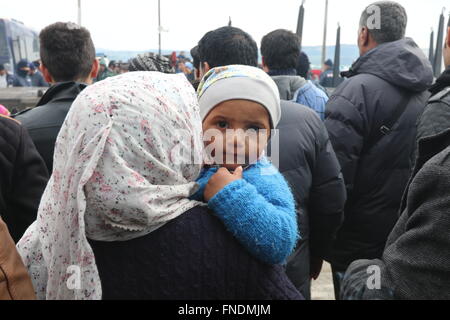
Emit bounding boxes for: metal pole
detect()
[78,0,82,26]
[333,23,341,87]
[434,8,446,77]
[321,0,328,67]
[297,0,305,52]
[158,0,162,56]
[429,29,434,66]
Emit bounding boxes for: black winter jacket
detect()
[270,101,346,298]
[0,116,49,242]
[14,82,87,173]
[324,38,434,270]
[89,205,303,300]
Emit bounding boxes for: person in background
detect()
[0,64,14,88]
[29,61,49,87]
[12,59,31,87]
[324,1,433,298]
[96,58,115,82]
[319,59,334,88]
[340,15,450,300]
[197,26,346,299]
[14,22,99,173]
[108,61,118,75]
[0,216,36,300]
[261,29,329,120]
[0,104,10,116]
[128,52,175,73]
[415,17,450,145]
[297,51,329,97]
[190,46,201,90]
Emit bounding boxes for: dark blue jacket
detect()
[89,205,303,300]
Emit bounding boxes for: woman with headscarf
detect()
[17,71,302,300]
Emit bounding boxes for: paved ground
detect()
[311,263,336,300]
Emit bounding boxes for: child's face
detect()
[203,99,271,171]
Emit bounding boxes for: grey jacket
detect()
[341,128,450,300]
[270,101,346,299]
[271,76,307,100]
[416,87,450,143]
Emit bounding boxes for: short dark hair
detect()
[190,46,200,70]
[40,22,95,82]
[360,1,407,44]
[0,64,4,71]
[296,51,311,79]
[198,26,258,68]
[261,29,300,70]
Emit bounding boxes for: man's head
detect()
[323,59,333,71]
[444,16,450,68]
[297,51,311,79]
[190,46,201,80]
[39,22,98,84]
[197,26,258,78]
[16,59,30,77]
[0,64,6,76]
[29,62,37,75]
[358,1,407,56]
[261,29,301,73]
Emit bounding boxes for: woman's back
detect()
[89,206,302,300]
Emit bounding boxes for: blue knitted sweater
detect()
[191,158,299,265]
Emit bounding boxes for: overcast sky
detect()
[1,0,448,51]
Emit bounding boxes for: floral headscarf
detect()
[17,72,204,300]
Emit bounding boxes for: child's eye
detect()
[248,125,262,131]
[217,121,229,129]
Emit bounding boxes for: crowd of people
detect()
[0,0,449,300]
[0,59,50,88]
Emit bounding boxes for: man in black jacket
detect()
[14,22,99,173]
[197,26,346,299]
[324,1,434,298]
[0,115,49,242]
[416,17,450,143]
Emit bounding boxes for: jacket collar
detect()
[400,128,450,213]
[415,128,450,177]
[429,66,450,97]
[36,81,88,107]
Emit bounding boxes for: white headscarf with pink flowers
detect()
[17,72,204,300]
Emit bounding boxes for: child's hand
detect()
[204,167,243,202]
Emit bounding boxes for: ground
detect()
[311,263,336,300]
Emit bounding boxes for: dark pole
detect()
[229,16,232,27]
[158,0,162,56]
[297,0,305,51]
[429,29,435,66]
[434,9,445,77]
[333,24,341,87]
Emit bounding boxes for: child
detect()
[192,65,300,265]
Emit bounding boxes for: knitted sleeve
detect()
[208,164,299,265]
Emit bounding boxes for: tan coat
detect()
[0,217,36,300]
